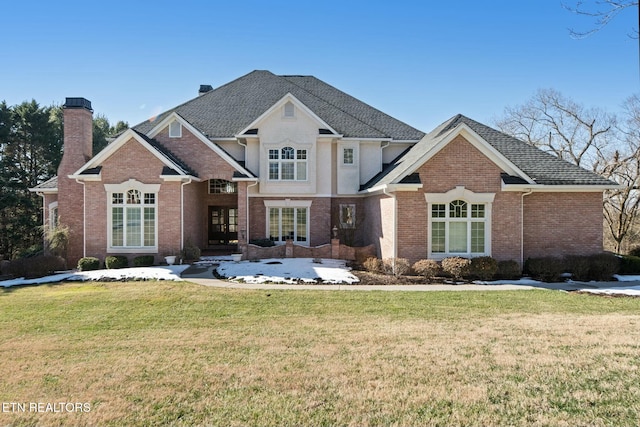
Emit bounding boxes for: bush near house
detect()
[524,257,565,282]
[441,257,471,280]
[469,256,498,280]
[526,254,620,282]
[181,241,201,262]
[249,238,275,248]
[620,255,640,274]
[363,257,383,273]
[77,257,100,271]
[496,260,522,279]
[382,258,411,276]
[133,255,155,267]
[105,255,128,269]
[629,246,640,257]
[412,259,441,281]
[6,255,66,279]
[586,253,620,281]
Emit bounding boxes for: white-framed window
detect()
[105,180,160,253]
[343,148,354,165]
[283,101,295,118]
[426,187,494,259]
[48,201,59,229]
[268,146,307,181]
[169,121,182,138]
[340,204,356,228]
[209,179,237,194]
[264,200,311,245]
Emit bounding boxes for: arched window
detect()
[430,199,488,256]
[109,187,157,250]
[268,146,307,181]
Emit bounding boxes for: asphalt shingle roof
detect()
[362,114,616,189]
[133,70,425,141]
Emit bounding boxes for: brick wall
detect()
[153,125,238,181]
[57,105,93,266]
[523,192,604,259]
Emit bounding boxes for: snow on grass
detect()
[216,258,359,284]
[580,285,640,297]
[0,265,190,288]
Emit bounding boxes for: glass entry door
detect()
[208,206,238,245]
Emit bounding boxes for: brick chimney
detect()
[57,98,93,266]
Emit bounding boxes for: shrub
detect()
[7,255,66,279]
[412,259,441,281]
[133,255,155,267]
[45,225,69,258]
[182,241,201,261]
[524,257,564,282]
[469,256,498,280]
[249,238,275,247]
[587,253,620,281]
[496,260,522,279]
[629,246,640,257]
[363,257,383,273]
[619,255,640,275]
[382,258,411,276]
[441,257,471,280]
[105,255,128,269]
[77,257,100,272]
[564,255,592,282]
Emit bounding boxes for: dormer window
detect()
[169,121,182,138]
[283,101,295,118]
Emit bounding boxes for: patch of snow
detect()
[0,265,189,288]
[216,258,359,284]
[614,274,640,282]
[474,278,543,286]
[580,285,640,297]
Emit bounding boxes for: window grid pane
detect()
[450,200,467,218]
[296,208,307,242]
[281,162,295,180]
[432,222,445,253]
[127,189,141,204]
[297,149,307,160]
[471,222,485,253]
[281,208,294,241]
[144,207,155,246]
[281,147,295,159]
[432,204,446,218]
[269,208,279,241]
[472,204,485,218]
[269,149,279,160]
[343,148,354,164]
[269,162,279,180]
[112,207,123,246]
[296,162,307,180]
[113,193,123,205]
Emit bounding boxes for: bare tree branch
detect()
[563,0,639,39]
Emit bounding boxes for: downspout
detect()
[521,189,533,265]
[181,178,192,251]
[74,179,87,258]
[38,192,46,251]
[382,186,397,272]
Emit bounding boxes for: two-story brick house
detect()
[32,70,617,266]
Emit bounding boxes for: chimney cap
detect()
[63,97,93,111]
[198,85,213,95]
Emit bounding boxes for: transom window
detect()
[209,179,237,194]
[430,199,487,256]
[268,146,307,181]
[110,189,157,249]
[268,207,308,244]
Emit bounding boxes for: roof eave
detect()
[501,183,622,192]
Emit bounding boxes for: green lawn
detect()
[1,281,640,426]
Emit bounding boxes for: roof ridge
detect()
[282,75,422,140]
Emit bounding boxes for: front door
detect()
[208,206,238,245]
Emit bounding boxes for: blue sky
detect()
[2,0,637,131]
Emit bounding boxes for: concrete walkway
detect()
[181,264,640,292]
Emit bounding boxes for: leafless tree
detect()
[601,95,640,253]
[495,88,616,169]
[495,89,640,253]
[563,0,639,39]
